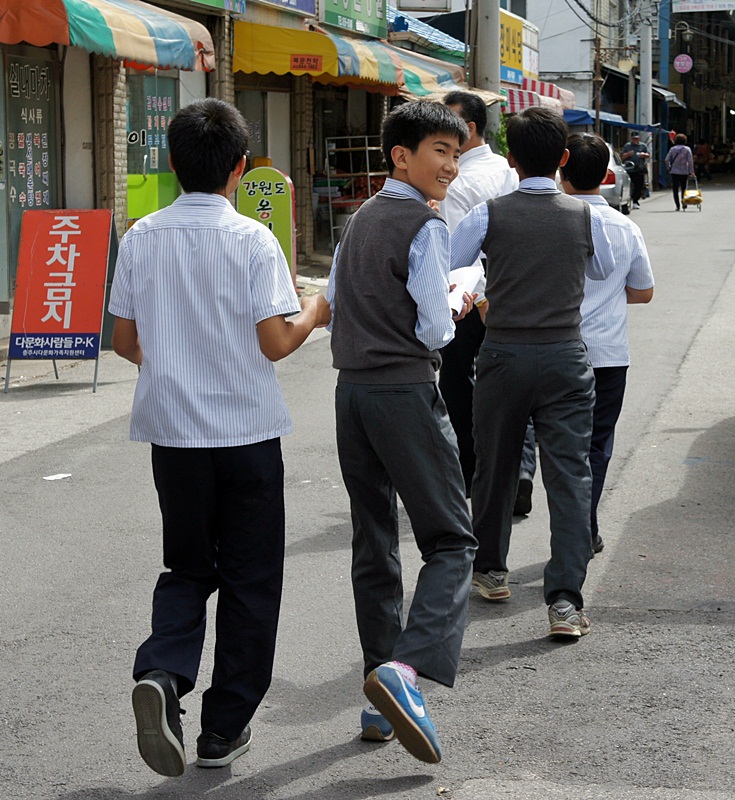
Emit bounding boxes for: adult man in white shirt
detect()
[439,91,518,497]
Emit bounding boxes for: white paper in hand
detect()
[448,266,485,315]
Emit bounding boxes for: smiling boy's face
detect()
[391,134,461,202]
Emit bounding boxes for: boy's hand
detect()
[301,293,332,327]
[452,291,478,321]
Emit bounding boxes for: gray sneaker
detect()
[472,570,510,601]
[132,670,186,777]
[548,601,590,637]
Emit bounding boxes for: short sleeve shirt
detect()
[109,193,301,447]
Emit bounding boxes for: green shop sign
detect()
[324,0,387,38]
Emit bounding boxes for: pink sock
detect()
[385,660,417,687]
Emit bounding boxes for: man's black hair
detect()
[506,107,569,177]
[382,100,469,174]
[443,91,487,137]
[167,98,249,193]
[560,132,610,191]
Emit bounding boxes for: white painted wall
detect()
[267,92,291,176]
[179,69,207,107]
[63,48,94,209]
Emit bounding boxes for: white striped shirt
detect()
[327,178,456,352]
[578,194,655,367]
[109,192,301,447]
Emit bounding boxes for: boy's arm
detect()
[112,317,142,365]
[626,286,654,304]
[257,295,331,362]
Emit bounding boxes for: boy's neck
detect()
[389,171,430,202]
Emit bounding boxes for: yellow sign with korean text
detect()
[237,167,296,279]
[500,11,524,73]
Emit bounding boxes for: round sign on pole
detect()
[674,54,693,74]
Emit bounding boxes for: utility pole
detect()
[639,2,654,191]
[639,5,653,129]
[594,36,603,134]
[473,0,502,148]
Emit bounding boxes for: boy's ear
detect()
[168,154,176,174]
[391,144,409,172]
[558,148,570,168]
[506,151,517,169]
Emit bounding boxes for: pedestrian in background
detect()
[451,107,615,636]
[438,90,518,497]
[559,132,654,554]
[327,100,477,764]
[621,132,649,209]
[109,98,330,777]
[665,133,695,211]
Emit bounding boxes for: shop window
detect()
[236,91,267,160]
[126,71,178,226]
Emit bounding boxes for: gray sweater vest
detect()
[481,191,593,343]
[331,194,443,383]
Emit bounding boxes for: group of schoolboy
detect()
[109,95,653,779]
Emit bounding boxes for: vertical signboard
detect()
[237,167,296,279]
[3,47,60,304]
[6,209,113,392]
[500,11,524,85]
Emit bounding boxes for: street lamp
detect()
[675,21,694,44]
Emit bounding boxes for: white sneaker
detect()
[632,202,641,209]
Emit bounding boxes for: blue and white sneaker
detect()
[360,707,394,742]
[363,665,442,763]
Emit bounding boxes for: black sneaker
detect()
[132,670,186,777]
[592,534,605,555]
[196,726,252,768]
[513,477,533,516]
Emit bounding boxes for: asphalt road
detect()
[1,176,734,800]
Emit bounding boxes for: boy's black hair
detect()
[560,132,610,191]
[506,107,569,177]
[167,98,249,193]
[382,100,469,174]
[443,91,487,137]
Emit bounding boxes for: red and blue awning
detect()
[0,0,215,72]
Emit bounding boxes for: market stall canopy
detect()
[233,21,502,104]
[564,107,671,134]
[501,88,542,114]
[522,77,576,110]
[0,0,215,72]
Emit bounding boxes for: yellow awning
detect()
[233,22,402,87]
[233,22,502,105]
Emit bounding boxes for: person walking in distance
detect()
[450,107,615,637]
[327,100,477,764]
[621,132,649,209]
[438,90,518,498]
[665,133,695,211]
[109,98,330,777]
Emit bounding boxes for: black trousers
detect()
[630,172,646,204]
[438,306,486,496]
[133,440,285,741]
[590,366,628,538]
[671,174,688,208]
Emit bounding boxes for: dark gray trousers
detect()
[471,340,595,608]
[335,381,477,687]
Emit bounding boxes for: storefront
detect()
[0,0,215,336]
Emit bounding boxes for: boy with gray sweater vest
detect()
[326,101,477,764]
[450,107,615,638]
